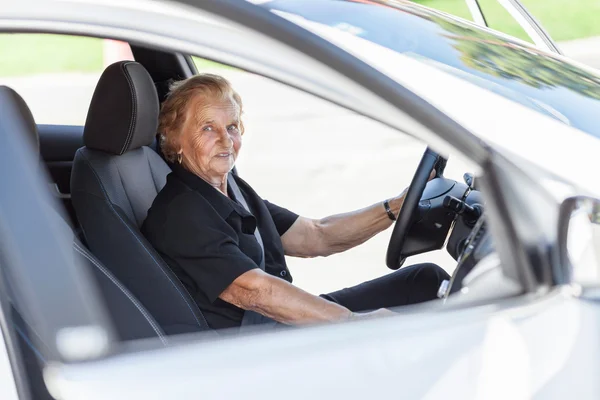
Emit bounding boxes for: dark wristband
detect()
[383,199,396,221]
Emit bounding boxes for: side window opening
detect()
[192,57,474,295]
[0,34,133,125]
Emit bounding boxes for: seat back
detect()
[0,84,167,400]
[71,61,210,334]
[13,234,167,400]
[74,239,167,343]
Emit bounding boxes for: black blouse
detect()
[141,163,298,330]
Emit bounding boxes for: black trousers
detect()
[321,263,450,312]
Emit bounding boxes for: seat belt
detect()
[227,174,277,328]
[228,174,266,270]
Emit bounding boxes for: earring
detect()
[177,152,183,164]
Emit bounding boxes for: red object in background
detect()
[103,39,135,67]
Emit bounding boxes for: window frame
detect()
[466,0,562,54]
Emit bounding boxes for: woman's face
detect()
[179,93,242,182]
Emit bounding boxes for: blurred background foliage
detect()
[411,0,600,42]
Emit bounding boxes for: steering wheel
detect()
[386,147,446,270]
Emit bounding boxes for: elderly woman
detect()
[142,74,450,330]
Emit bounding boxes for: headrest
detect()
[83,61,159,155]
[0,86,39,154]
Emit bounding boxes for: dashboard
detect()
[446,214,491,296]
[442,189,496,299]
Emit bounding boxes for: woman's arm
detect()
[281,170,435,258]
[281,193,404,258]
[220,269,353,325]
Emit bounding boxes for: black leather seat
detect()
[0,85,166,399]
[0,85,165,343]
[71,61,210,335]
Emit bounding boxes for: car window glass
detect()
[193,58,475,294]
[475,0,533,43]
[0,33,133,125]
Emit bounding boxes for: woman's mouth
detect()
[216,152,232,158]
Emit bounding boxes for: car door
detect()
[465,0,561,53]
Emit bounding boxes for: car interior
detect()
[1,33,503,399]
[19,46,227,323]
[70,59,212,335]
[1,42,220,400]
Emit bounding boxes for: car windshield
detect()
[258,0,600,139]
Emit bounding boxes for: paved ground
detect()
[0,37,598,295]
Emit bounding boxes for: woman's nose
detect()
[219,129,234,148]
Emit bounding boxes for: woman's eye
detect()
[202,126,213,131]
[227,125,239,132]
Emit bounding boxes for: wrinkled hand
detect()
[389,168,437,218]
[428,168,437,181]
